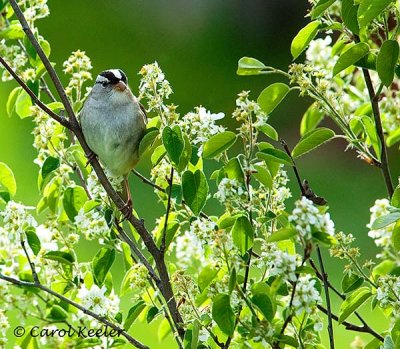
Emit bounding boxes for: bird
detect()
[79,69,147,214]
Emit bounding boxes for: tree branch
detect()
[8,0,184,337]
[0,273,149,349]
[361,69,394,197]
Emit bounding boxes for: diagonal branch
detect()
[0,273,149,349]
[8,0,184,337]
[0,56,69,127]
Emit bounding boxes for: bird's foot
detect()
[85,150,97,168]
[121,199,133,221]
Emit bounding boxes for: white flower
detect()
[175,230,205,268]
[35,225,58,251]
[0,201,37,238]
[367,199,393,251]
[188,217,217,242]
[292,274,321,315]
[74,208,109,242]
[180,107,225,152]
[214,178,247,210]
[257,243,299,282]
[77,285,119,317]
[288,197,334,241]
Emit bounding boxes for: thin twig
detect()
[317,304,384,341]
[316,247,335,349]
[361,69,394,197]
[20,239,39,284]
[161,167,174,254]
[0,57,68,127]
[0,273,149,349]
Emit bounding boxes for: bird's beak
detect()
[114,81,127,92]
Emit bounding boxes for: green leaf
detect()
[203,131,237,159]
[147,306,159,323]
[387,128,400,147]
[357,0,394,29]
[139,127,159,156]
[371,212,400,229]
[257,123,279,141]
[257,148,293,166]
[6,87,21,117]
[41,156,60,182]
[342,0,360,34]
[15,89,33,119]
[391,185,400,208]
[0,23,24,39]
[251,282,275,321]
[300,103,325,136]
[291,20,321,59]
[377,40,399,87]
[46,305,68,321]
[392,319,400,345]
[391,221,400,252]
[63,186,88,221]
[43,251,75,265]
[191,320,200,349]
[311,0,336,19]
[0,162,16,198]
[338,287,372,323]
[253,164,273,190]
[381,335,395,349]
[341,273,364,293]
[162,125,184,165]
[26,230,41,256]
[124,300,146,331]
[333,43,369,76]
[292,127,335,158]
[257,83,290,114]
[224,157,245,184]
[212,294,235,336]
[232,215,254,255]
[267,227,297,242]
[93,248,115,286]
[237,57,267,75]
[182,170,209,216]
[198,265,219,292]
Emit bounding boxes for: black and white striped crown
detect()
[96,69,127,85]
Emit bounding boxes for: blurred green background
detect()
[1,0,397,347]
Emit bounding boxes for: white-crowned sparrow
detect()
[80,69,147,209]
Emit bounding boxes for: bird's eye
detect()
[101,81,108,88]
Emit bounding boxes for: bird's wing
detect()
[139,102,148,124]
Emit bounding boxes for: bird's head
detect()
[93,69,131,103]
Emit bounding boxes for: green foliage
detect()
[203,131,236,159]
[0,161,16,202]
[257,83,290,114]
[377,40,399,87]
[333,43,370,76]
[357,0,394,28]
[63,186,88,221]
[162,125,184,165]
[212,294,235,336]
[237,57,267,75]
[339,287,372,323]
[231,215,254,256]
[291,20,321,59]
[92,248,115,286]
[292,127,335,158]
[182,170,209,216]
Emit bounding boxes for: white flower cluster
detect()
[292,274,321,315]
[376,275,400,316]
[256,243,299,282]
[17,0,50,24]
[179,107,225,153]
[138,62,173,115]
[31,105,67,166]
[289,197,334,242]
[214,178,247,212]
[86,170,123,202]
[271,168,291,212]
[175,230,205,268]
[188,217,217,242]
[305,36,335,73]
[63,50,93,102]
[77,285,119,317]
[74,208,109,242]
[127,264,149,290]
[367,199,393,251]
[0,200,37,238]
[150,158,179,196]
[0,40,27,81]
